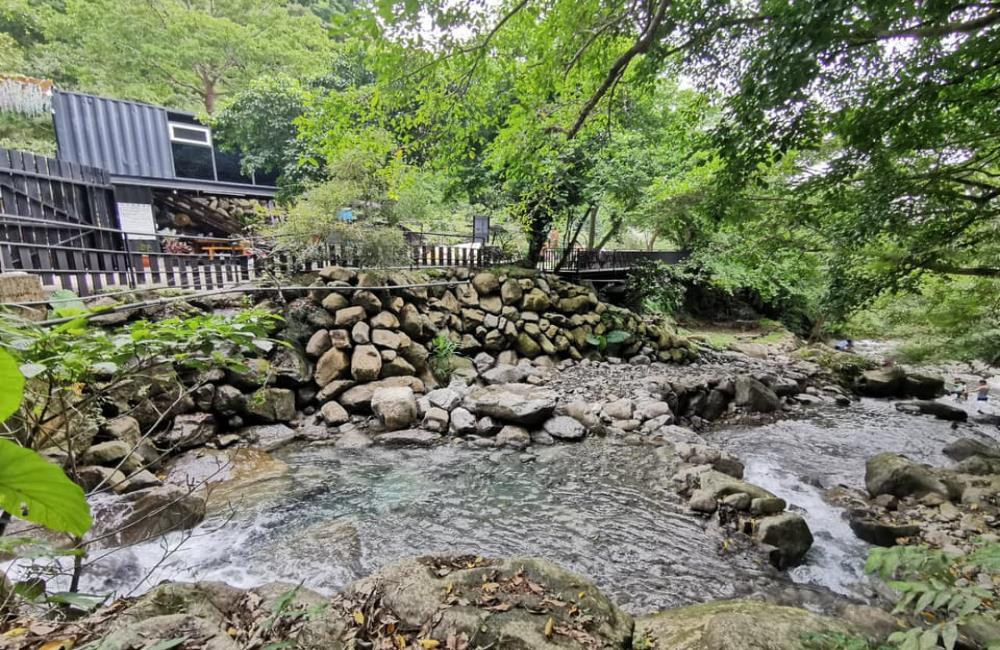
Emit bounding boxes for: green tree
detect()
[41,0,333,112]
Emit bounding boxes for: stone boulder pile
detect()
[671,443,815,568]
[9,555,889,650]
[826,445,1000,554]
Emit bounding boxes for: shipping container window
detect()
[214,149,251,184]
[172,142,215,180]
[169,123,212,145]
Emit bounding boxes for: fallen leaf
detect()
[2,628,27,638]
[482,582,500,593]
[544,616,555,638]
[353,610,365,626]
[39,641,74,650]
[419,639,441,649]
[227,627,238,637]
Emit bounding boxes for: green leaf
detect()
[45,591,108,611]
[605,330,632,344]
[919,629,938,650]
[0,349,25,423]
[914,590,935,613]
[0,439,91,536]
[49,289,86,316]
[941,622,958,650]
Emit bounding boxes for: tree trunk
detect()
[588,207,599,249]
[202,78,217,114]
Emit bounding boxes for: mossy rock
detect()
[634,599,855,650]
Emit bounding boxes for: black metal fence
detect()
[538,248,689,273]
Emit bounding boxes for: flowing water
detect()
[47,398,1000,614]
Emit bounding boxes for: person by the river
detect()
[952,379,969,402]
[976,379,990,412]
[834,339,854,352]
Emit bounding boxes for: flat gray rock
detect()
[374,429,441,447]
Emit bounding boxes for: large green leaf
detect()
[0,439,91,536]
[0,348,25,423]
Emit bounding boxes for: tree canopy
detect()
[1,0,998,356]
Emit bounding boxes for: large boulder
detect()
[754,513,814,568]
[371,387,418,431]
[634,599,852,650]
[733,375,780,413]
[339,556,633,649]
[116,485,207,546]
[865,453,951,500]
[463,383,557,425]
[903,373,945,399]
[896,400,968,422]
[848,511,922,547]
[856,368,905,397]
[340,377,426,412]
[944,437,1000,462]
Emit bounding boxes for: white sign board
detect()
[117,202,157,241]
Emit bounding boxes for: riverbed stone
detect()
[427,387,462,411]
[422,407,450,433]
[848,512,922,547]
[336,429,373,449]
[749,496,787,516]
[81,440,144,472]
[733,375,781,413]
[320,401,350,426]
[117,485,207,546]
[102,415,142,447]
[896,400,968,421]
[339,377,425,412]
[341,556,633,650]
[375,429,441,447]
[903,373,945,399]
[351,344,383,382]
[351,320,370,345]
[755,513,814,567]
[944,437,1000,461]
[371,386,418,431]
[722,492,752,510]
[463,383,557,425]
[496,425,531,450]
[856,368,905,397]
[449,407,477,435]
[481,363,529,384]
[603,398,634,420]
[156,412,217,451]
[865,452,951,500]
[542,415,586,441]
[244,388,296,423]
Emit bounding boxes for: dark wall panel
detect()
[53,91,174,179]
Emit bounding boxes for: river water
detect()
[64,398,1000,614]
